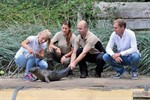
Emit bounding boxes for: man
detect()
[103,19,140,80]
[69,20,105,78]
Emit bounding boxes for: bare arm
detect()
[21,39,34,54]
[35,49,45,59]
[49,42,61,55]
[70,47,91,69]
[49,42,58,50]
[64,47,73,57]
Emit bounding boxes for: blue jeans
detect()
[103,52,140,74]
[15,54,48,75]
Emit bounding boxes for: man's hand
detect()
[34,52,40,58]
[112,53,122,63]
[112,53,121,59]
[114,56,122,63]
[69,62,77,70]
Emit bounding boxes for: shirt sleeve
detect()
[41,43,47,50]
[120,32,138,56]
[106,33,115,56]
[51,32,60,43]
[71,34,76,47]
[84,37,97,50]
[27,36,34,43]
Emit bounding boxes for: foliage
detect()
[0,0,150,76]
[136,33,150,75]
[102,0,147,1]
[0,0,100,28]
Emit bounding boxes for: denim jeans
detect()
[15,54,48,75]
[103,52,140,74]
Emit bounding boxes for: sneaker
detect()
[131,72,138,80]
[113,69,126,79]
[23,74,35,81]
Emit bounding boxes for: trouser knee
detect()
[62,58,70,68]
[103,53,112,62]
[77,48,83,57]
[131,53,140,62]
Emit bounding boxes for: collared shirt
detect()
[106,29,139,56]
[74,31,102,54]
[51,31,76,54]
[15,36,47,58]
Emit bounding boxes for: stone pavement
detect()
[0,75,150,100]
[0,75,150,90]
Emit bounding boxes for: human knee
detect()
[96,52,104,60]
[62,59,70,68]
[15,57,26,68]
[77,48,83,56]
[131,53,140,62]
[38,61,48,69]
[103,53,111,62]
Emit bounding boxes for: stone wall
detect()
[95,2,150,30]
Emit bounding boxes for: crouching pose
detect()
[46,20,76,75]
[69,20,106,78]
[14,29,51,81]
[103,19,141,80]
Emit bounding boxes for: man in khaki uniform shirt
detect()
[70,20,105,78]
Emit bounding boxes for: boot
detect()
[80,70,88,78]
[67,70,74,76]
[95,65,103,78]
[95,72,101,78]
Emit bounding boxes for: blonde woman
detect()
[15,29,51,81]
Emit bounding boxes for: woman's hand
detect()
[27,48,34,54]
[61,56,66,64]
[55,48,61,56]
[34,52,40,58]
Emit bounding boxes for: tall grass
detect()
[0,1,149,76]
[0,19,149,76]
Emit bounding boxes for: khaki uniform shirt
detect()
[74,31,102,54]
[51,31,76,54]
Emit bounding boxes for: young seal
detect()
[29,67,71,83]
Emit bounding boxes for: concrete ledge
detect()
[1,88,133,100]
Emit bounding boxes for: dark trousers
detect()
[76,48,105,75]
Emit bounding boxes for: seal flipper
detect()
[45,77,50,83]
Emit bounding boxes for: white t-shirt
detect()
[15,36,47,58]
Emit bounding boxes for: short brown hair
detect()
[114,19,126,28]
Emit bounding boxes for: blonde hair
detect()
[38,29,51,38]
[38,29,51,45]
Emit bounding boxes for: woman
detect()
[47,20,76,74]
[15,29,51,81]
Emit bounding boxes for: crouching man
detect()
[69,20,106,78]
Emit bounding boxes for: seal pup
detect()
[29,67,71,83]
